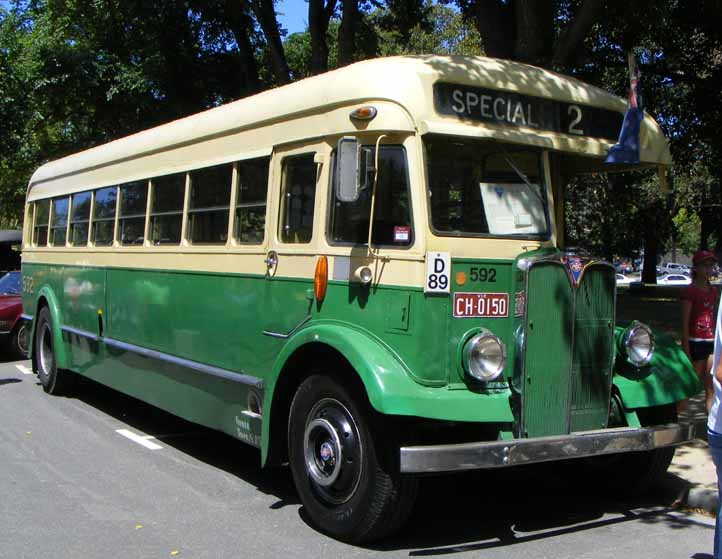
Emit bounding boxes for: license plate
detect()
[453,292,509,318]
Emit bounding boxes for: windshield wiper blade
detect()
[500,149,545,205]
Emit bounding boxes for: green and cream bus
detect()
[21,55,700,543]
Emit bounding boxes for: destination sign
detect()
[434,82,624,142]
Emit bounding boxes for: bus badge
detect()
[566,257,584,285]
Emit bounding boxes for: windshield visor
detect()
[425,135,549,239]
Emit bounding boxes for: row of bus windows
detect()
[32,157,270,247]
[31,147,414,248]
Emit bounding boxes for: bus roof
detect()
[28,55,672,199]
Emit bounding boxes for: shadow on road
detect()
[56,373,713,551]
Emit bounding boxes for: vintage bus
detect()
[21,55,700,543]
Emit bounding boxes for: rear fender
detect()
[613,326,701,409]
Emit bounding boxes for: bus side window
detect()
[188,164,232,244]
[119,181,148,246]
[329,146,413,247]
[92,186,117,246]
[150,173,185,245]
[69,191,91,246]
[280,154,317,244]
[50,197,69,247]
[234,157,269,244]
[33,199,50,246]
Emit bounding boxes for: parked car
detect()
[616,273,633,285]
[0,271,27,358]
[658,273,692,285]
[663,262,688,274]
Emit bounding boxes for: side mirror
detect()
[335,137,360,202]
[335,137,376,203]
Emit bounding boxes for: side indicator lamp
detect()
[314,256,328,302]
[354,265,373,285]
[350,106,377,121]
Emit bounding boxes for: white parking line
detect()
[115,429,163,450]
[15,365,33,376]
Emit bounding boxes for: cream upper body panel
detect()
[27,55,671,202]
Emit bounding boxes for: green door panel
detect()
[613,326,702,408]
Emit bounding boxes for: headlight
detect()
[462,329,506,382]
[623,321,654,367]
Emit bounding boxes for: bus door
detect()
[262,142,329,338]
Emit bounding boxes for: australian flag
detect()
[605,53,643,164]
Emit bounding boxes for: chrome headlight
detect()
[463,329,506,382]
[623,321,654,367]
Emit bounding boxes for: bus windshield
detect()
[425,135,549,239]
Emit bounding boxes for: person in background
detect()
[681,250,719,412]
[707,299,722,559]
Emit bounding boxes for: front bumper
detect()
[400,422,698,473]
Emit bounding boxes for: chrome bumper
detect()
[399,422,699,473]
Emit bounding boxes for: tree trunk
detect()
[309,0,337,75]
[224,0,262,96]
[551,0,603,70]
[338,0,358,67]
[472,0,515,59]
[513,0,554,65]
[247,0,291,84]
[642,228,659,284]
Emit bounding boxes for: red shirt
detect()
[680,284,719,340]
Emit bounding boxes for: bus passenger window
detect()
[329,146,413,247]
[280,154,316,244]
[188,164,232,244]
[150,173,185,245]
[92,186,117,246]
[33,200,50,246]
[119,181,148,245]
[50,197,69,246]
[69,191,91,246]
[234,157,269,244]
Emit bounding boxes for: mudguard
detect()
[613,325,701,409]
[29,286,69,371]
[261,321,513,464]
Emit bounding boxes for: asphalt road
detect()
[0,355,715,559]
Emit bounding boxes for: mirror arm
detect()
[366,135,388,256]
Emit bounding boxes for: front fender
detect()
[30,286,69,370]
[261,321,513,463]
[613,326,701,409]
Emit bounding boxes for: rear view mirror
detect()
[335,137,360,202]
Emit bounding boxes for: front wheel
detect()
[288,374,417,543]
[35,307,73,395]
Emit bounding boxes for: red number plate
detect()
[453,292,509,318]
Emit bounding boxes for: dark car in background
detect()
[0,271,27,358]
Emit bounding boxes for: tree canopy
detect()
[1,0,720,278]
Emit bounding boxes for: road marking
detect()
[115,429,163,450]
[15,365,33,376]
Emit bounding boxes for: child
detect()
[681,250,719,411]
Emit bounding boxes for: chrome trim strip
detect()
[21,313,33,321]
[61,325,98,341]
[262,314,312,339]
[102,336,264,389]
[400,422,699,473]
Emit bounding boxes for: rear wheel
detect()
[9,320,28,360]
[35,307,73,395]
[288,374,417,543]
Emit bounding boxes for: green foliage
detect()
[672,208,701,256]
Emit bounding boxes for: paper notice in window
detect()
[479,183,546,235]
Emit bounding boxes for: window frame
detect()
[48,196,70,247]
[423,136,552,241]
[326,144,415,250]
[277,153,319,245]
[69,191,93,247]
[118,180,149,247]
[233,156,270,245]
[32,199,51,247]
[90,185,119,247]
[186,163,234,246]
[149,172,187,246]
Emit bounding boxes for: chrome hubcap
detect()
[38,322,54,377]
[303,398,362,505]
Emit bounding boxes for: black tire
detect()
[34,307,73,395]
[288,374,418,543]
[9,320,28,360]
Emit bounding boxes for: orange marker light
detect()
[314,256,328,302]
[350,106,377,121]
